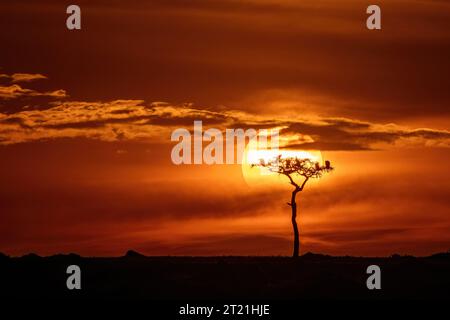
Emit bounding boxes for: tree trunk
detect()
[291,189,300,258]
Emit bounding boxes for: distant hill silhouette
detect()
[428,251,450,259]
[124,250,146,258]
[0,251,449,299]
[0,252,9,262]
[20,253,42,261]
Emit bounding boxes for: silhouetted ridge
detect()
[21,253,41,260]
[2,253,448,299]
[427,251,450,259]
[301,252,331,260]
[124,250,145,258]
[0,252,9,261]
[48,253,81,261]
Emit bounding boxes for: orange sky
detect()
[0,0,449,256]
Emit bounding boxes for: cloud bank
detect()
[1,90,449,150]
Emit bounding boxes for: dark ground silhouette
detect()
[0,251,449,299]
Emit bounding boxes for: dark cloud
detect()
[281,118,450,150]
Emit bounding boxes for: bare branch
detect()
[284,172,299,189]
[299,177,309,191]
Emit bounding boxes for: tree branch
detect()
[299,177,309,191]
[284,173,300,190]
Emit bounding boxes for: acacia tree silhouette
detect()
[253,155,333,257]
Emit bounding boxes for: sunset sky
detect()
[1,0,449,257]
